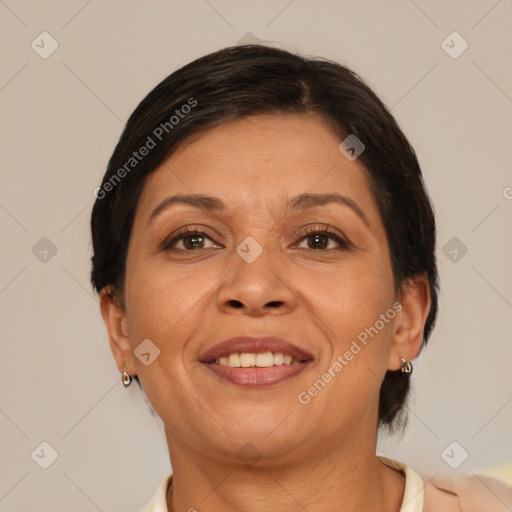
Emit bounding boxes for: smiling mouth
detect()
[205,351,309,367]
[201,351,313,387]
[198,335,314,386]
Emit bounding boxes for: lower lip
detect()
[201,362,311,387]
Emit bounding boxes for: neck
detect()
[164,425,405,512]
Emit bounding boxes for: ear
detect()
[99,287,137,377]
[388,273,431,371]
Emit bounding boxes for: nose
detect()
[216,246,298,317]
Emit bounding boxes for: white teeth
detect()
[273,352,284,365]
[256,352,274,367]
[228,353,240,367]
[214,352,302,367]
[240,353,256,367]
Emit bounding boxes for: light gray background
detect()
[1,1,511,510]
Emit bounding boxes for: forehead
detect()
[137,114,380,224]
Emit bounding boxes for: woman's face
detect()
[111,114,410,462]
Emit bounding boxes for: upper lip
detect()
[198,336,314,363]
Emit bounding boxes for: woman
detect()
[90,44,512,511]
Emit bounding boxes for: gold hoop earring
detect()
[122,371,132,387]
[400,357,413,374]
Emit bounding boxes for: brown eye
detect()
[306,233,331,250]
[161,228,220,251]
[179,233,207,250]
[297,227,350,251]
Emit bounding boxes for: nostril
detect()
[225,300,284,309]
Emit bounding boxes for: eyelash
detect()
[161,224,350,252]
[302,225,350,250]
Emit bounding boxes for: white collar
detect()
[377,455,425,511]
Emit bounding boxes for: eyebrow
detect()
[149,192,371,229]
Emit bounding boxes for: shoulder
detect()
[422,470,512,512]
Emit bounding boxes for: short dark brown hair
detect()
[91,44,439,433]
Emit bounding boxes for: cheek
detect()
[303,257,395,333]
[299,258,396,400]
[126,260,193,332]
[298,277,397,427]
[123,265,206,422]
[124,259,221,370]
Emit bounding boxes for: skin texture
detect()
[100,114,431,512]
